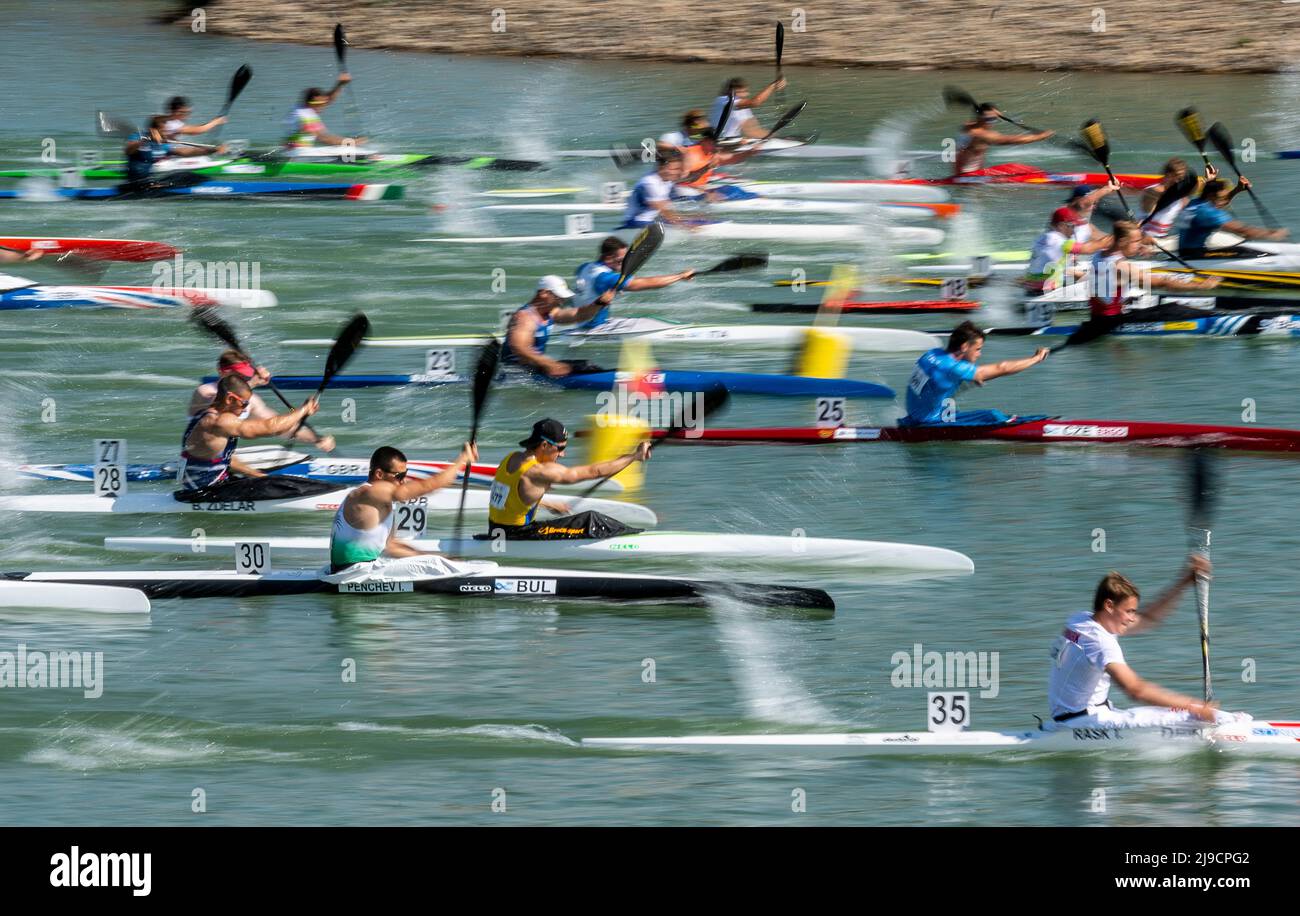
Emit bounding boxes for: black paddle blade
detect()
[1207,122,1239,171]
[333,23,348,65]
[769,101,806,135]
[942,85,978,112]
[1176,107,1207,149]
[1188,449,1218,532]
[703,252,769,274]
[775,22,784,66]
[617,222,665,288]
[96,111,137,138]
[470,337,502,428]
[227,64,252,106]
[658,383,730,443]
[190,306,245,353]
[320,313,370,388]
[1079,119,1110,165]
[714,94,734,140]
[1139,173,1199,227]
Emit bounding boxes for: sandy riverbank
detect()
[172,1,1300,74]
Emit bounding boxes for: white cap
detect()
[537,275,575,299]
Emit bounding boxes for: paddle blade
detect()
[714,94,734,140]
[1079,119,1110,166]
[609,142,641,170]
[775,22,784,67]
[469,337,502,430]
[333,23,348,65]
[769,101,806,136]
[1176,107,1207,149]
[942,85,978,112]
[96,111,137,138]
[190,306,245,354]
[1188,448,1218,534]
[1139,173,1199,227]
[1207,122,1239,172]
[319,313,370,390]
[701,252,768,275]
[616,221,665,289]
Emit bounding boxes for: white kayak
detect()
[479,199,922,218]
[283,319,941,353]
[416,223,945,248]
[103,531,976,577]
[582,719,1300,757]
[0,579,150,615]
[736,180,950,204]
[0,488,658,527]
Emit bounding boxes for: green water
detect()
[1,1,1299,826]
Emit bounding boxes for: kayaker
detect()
[163,96,227,141]
[285,75,367,150]
[502,276,607,377]
[658,109,708,151]
[621,151,693,228]
[176,374,323,500]
[123,115,224,187]
[1062,181,1121,245]
[487,419,650,539]
[1047,555,1247,729]
[670,115,763,202]
[1065,220,1220,346]
[708,77,786,139]
[1178,178,1289,258]
[900,321,1049,427]
[572,237,696,330]
[1139,158,1216,239]
[187,351,336,453]
[1021,205,1110,294]
[329,444,477,574]
[953,103,1055,176]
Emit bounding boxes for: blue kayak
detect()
[204,371,895,398]
[0,181,403,201]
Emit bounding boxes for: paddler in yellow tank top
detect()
[488,419,651,537]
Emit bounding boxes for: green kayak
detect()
[0,150,544,181]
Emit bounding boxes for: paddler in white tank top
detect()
[163,95,227,142]
[952,102,1055,176]
[707,76,786,140]
[1047,556,1248,730]
[329,443,477,573]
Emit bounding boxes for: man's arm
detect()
[970,126,1055,146]
[1107,663,1217,721]
[218,399,317,439]
[973,348,1050,383]
[175,117,227,136]
[620,270,695,292]
[738,79,785,110]
[1221,219,1288,242]
[527,442,651,486]
[1127,555,1206,634]
[506,312,570,376]
[388,443,478,501]
[249,396,334,449]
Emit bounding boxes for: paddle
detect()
[1079,119,1134,219]
[452,337,502,540]
[754,101,806,144]
[207,64,252,144]
[95,111,137,139]
[578,383,730,498]
[1208,121,1280,229]
[1175,107,1214,172]
[714,92,735,143]
[695,252,768,275]
[1187,449,1218,702]
[615,221,666,291]
[334,23,367,140]
[942,85,1046,133]
[774,21,786,105]
[190,307,328,442]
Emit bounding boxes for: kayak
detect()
[581,719,1300,757]
[479,200,958,219]
[0,488,658,526]
[0,579,150,615]
[0,284,275,311]
[16,445,621,493]
[977,313,1300,338]
[751,300,980,315]
[1,566,833,612]
[284,319,941,353]
[103,531,975,578]
[0,236,178,261]
[557,137,833,158]
[887,163,1159,189]
[640,417,1300,451]
[484,182,952,204]
[221,371,896,399]
[0,150,544,180]
[0,181,404,202]
[415,223,945,248]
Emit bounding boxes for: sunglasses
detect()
[386,469,408,481]
[542,437,568,453]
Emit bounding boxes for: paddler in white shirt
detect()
[501,276,607,378]
[572,236,696,331]
[707,77,786,139]
[1047,556,1247,729]
[488,419,650,538]
[1139,158,1214,240]
[163,96,227,141]
[620,151,694,228]
[329,444,476,573]
[952,103,1055,176]
[1021,205,1110,294]
[285,75,367,150]
[187,351,336,455]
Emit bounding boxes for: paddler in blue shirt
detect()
[621,151,696,228]
[901,321,1049,427]
[501,276,607,378]
[1178,178,1288,257]
[572,236,696,331]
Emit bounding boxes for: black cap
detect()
[521,418,568,448]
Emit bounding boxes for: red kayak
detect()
[0,237,179,262]
[752,299,980,315]
[844,163,1159,190]
[648,418,1300,452]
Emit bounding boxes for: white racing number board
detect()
[928,692,971,732]
[93,438,126,498]
[234,541,271,575]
